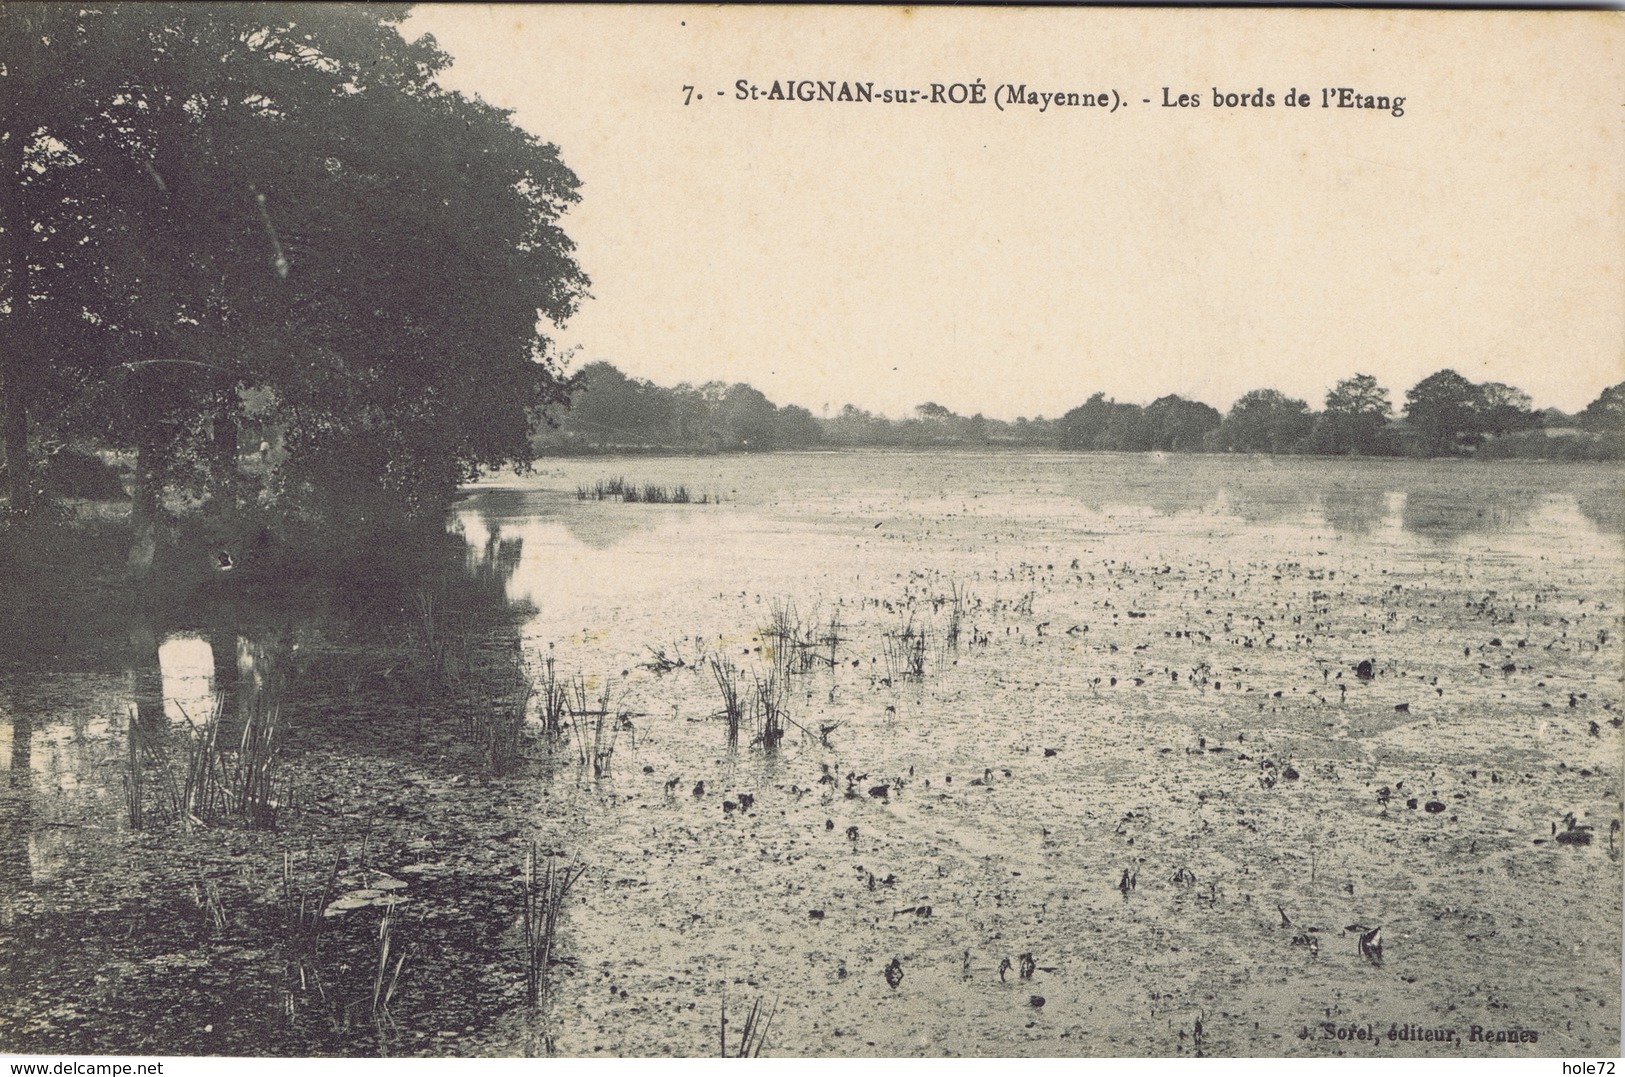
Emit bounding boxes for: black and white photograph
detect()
[0,3,1621,1061]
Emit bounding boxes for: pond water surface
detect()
[2,451,1620,1056]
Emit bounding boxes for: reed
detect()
[412,587,476,691]
[721,995,778,1057]
[235,675,284,828]
[710,657,745,745]
[567,674,618,777]
[536,656,570,739]
[751,668,787,751]
[577,478,717,504]
[371,898,409,1026]
[821,609,844,668]
[278,847,342,1021]
[576,477,629,500]
[944,583,969,649]
[522,843,587,1007]
[882,617,929,683]
[469,660,533,775]
[763,600,842,674]
[162,670,285,830]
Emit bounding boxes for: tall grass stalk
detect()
[522,843,586,1007]
[721,995,778,1057]
[371,898,409,1025]
[124,703,145,830]
[166,671,285,829]
[279,847,342,1020]
[883,618,929,683]
[764,600,842,674]
[751,669,787,752]
[710,657,744,745]
[537,657,570,739]
[567,674,618,777]
[467,658,533,774]
[945,583,968,649]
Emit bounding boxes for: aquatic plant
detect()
[710,657,745,746]
[882,617,929,682]
[157,672,285,830]
[371,898,409,1027]
[522,843,586,1007]
[763,600,843,674]
[751,668,787,751]
[944,583,969,649]
[721,994,777,1057]
[467,658,533,775]
[566,673,618,777]
[278,847,343,1022]
[763,599,801,673]
[576,478,718,504]
[412,587,474,689]
[536,656,570,739]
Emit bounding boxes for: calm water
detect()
[457,451,1622,654]
[2,450,1620,1056]
[447,451,1622,1055]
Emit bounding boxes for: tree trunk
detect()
[210,623,241,725]
[0,356,29,513]
[0,707,33,892]
[128,442,159,579]
[0,107,33,516]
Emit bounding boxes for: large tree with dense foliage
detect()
[1059,392,1138,451]
[1576,381,1624,435]
[1402,369,1483,454]
[1401,370,1541,455]
[1312,373,1392,455]
[0,3,586,548]
[1143,394,1220,452]
[1475,382,1539,438]
[1217,388,1313,454]
[566,362,675,444]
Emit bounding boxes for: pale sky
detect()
[404,6,1624,420]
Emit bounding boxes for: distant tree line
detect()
[539,363,1623,461]
[534,361,1057,451]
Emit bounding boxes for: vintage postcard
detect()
[0,4,1620,1063]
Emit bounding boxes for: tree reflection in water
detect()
[1400,485,1541,539]
[1320,487,1390,535]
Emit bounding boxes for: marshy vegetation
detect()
[575,477,720,504]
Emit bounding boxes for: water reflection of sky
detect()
[0,633,241,802]
[458,454,1621,656]
[157,635,216,723]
